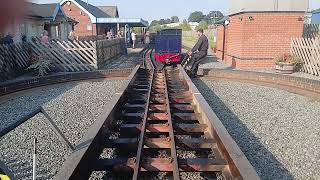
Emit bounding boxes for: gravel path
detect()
[0,80,126,179]
[194,79,320,180]
[103,49,143,70]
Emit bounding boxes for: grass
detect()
[182,35,216,49]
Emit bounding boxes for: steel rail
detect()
[132,49,154,179]
[163,71,180,180]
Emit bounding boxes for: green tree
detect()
[171,16,180,23]
[150,24,162,33]
[165,18,171,24]
[205,11,224,24]
[196,20,208,30]
[179,22,191,31]
[188,11,204,22]
[159,19,166,25]
[150,20,159,27]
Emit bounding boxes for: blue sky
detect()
[32,0,320,22]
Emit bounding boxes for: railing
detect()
[291,38,320,76]
[0,38,126,81]
[303,24,320,39]
[0,43,30,81]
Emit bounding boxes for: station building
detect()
[60,0,148,37]
[216,0,308,69]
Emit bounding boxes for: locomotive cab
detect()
[154,29,182,64]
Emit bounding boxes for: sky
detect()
[32,0,320,22]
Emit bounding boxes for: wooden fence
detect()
[291,38,320,76]
[0,38,126,81]
[30,38,125,72]
[303,24,320,39]
[0,43,30,81]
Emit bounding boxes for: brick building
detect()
[60,0,147,37]
[216,0,308,69]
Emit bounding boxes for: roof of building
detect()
[26,2,58,18]
[60,0,148,26]
[97,18,148,27]
[97,6,119,18]
[228,0,308,15]
[312,8,320,14]
[73,0,110,18]
[214,16,229,25]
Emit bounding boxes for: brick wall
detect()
[216,26,224,60]
[61,2,97,36]
[216,12,304,69]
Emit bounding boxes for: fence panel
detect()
[0,38,125,81]
[0,43,30,81]
[303,24,320,39]
[291,38,320,76]
[30,38,125,72]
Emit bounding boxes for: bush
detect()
[27,55,54,77]
[196,20,208,30]
[275,54,301,70]
[179,23,191,31]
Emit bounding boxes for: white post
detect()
[32,138,37,180]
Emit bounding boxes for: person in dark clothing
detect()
[187,29,208,77]
[0,33,4,45]
[3,33,14,45]
[21,34,27,43]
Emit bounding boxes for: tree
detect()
[159,19,166,25]
[183,19,188,24]
[150,24,162,33]
[171,16,180,23]
[188,11,204,23]
[150,20,159,27]
[179,22,191,31]
[196,20,208,30]
[165,18,171,24]
[205,11,224,24]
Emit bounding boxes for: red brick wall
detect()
[61,2,97,36]
[216,26,224,60]
[216,12,304,69]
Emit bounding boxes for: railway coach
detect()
[154,29,182,64]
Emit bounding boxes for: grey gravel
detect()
[42,80,126,145]
[104,54,142,70]
[0,114,71,179]
[194,79,320,180]
[0,84,75,132]
[0,80,127,179]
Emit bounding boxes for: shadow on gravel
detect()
[193,79,294,180]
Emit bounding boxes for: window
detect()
[87,24,92,31]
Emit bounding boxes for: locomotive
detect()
[153,29,183,64]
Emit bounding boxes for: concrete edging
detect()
[201,69,320,97]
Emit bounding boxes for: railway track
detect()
[55,48,259,180]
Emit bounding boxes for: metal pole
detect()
[32,138,37,180]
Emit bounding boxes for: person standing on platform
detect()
[131,30,136,49]
[41,30,49,43]
[3,32,14,45]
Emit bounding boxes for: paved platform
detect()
[182,42,320,82]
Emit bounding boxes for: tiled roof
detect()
[97,6,119,18]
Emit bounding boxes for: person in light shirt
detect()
[131,30,136,49]
[41,30,49,44]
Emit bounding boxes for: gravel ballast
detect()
[0,114,71,179]
[194,79,320,180]
[0,80,126,178]
[104,53,142,70]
